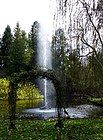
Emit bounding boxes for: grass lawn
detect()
[0,118,103,140]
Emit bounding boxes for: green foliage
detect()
[1,20,103,98]
[1,25,13,69]
[0,78,42,100]
[0,78,9,99]
[28,21,40,67]
[52,28,69,71]
[51,25,103,97]
[17,82,43,99]
[88,98,103,106]
[0,118,103,139]
[72,51,103,96]
[8,22,32,73]
[66,50,81,89]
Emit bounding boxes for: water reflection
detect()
[16,99,43,109]
[0,99,43,119]
[0,99,103,119]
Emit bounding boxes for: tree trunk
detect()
[8,82,16,129]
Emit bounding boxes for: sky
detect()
[0,0,56,40]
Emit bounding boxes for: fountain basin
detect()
[22,108,57,119]
[22,104,102,120]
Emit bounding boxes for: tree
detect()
[21,30,33,68]
[75,0,103,95]
[56,0,103,66]
[52,28,69,72]
[56,0,103,88]
[87,51,103,92]
[8,22,32,74]
[72,0,103,70]
[67,50,81,89]
[1,25,13,69]
[52,28,79,98]
[28,21,40,68]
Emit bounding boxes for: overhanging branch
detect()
[81,34,103,70]
[79,0,103,49]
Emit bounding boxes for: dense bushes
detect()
[0,78,9,99]
[17,82,43,99]
[0,78,43,100]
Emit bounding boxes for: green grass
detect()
[0,118,103,140]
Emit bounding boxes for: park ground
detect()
[0,118,103,140]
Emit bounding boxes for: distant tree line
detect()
[0,21,40,75]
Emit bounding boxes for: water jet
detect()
[22,22,56,119]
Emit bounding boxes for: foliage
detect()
[88,98,103,106]
[0,78,9,99]
[54,0,103,97]
[1,19,103,98]
[28,21,40,67]
[8,22,32,73]
[17,82,43,99]
[0,25,13,69]
[0,78,42,100]
[66,50,81,90]
[52,28,69,72]
[0,118,103,139]
[87,52,103,91]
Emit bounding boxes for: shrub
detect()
[0,78,43,100]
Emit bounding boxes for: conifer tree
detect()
[1,25,13,69]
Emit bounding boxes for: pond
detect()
[0,99,103,119]
[0,99,43,119]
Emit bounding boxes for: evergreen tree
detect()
[1,25,13,69]
[52,28,69,72]
[67,50,81,90]
[28,21,40,68]
[9,22,32,74]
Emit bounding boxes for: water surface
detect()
[0,99,103,119]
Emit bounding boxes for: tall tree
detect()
[65,0,103,94]
[28,21,40,68]
[52,28,74,98]
[52,28,69,72]
[9,22,32,74]
[1,25,13,69]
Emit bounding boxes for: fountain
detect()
[23,23,57,119]
[37,25,55,109]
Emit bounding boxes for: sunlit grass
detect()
[0,118,103,140]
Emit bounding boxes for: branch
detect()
[79,0,103,49]
[81,33,96,52]
[81,33,103,70]
[64,0,68,7]
[80,51,93,57]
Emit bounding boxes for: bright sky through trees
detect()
[0,0,56,40]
